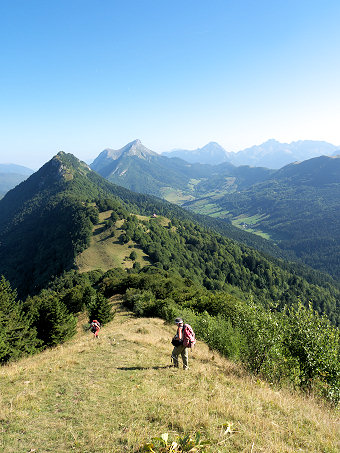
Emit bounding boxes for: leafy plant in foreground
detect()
[139,432,210,452]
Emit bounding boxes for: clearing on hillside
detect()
[76,210,150,273]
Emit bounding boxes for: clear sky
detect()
[1,0,340,169]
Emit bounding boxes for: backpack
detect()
[90,320,100,333]
[182,324,196,349]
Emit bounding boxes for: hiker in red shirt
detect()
[90,320,101,338]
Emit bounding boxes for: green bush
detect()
[284,302,340,402]
[124,289,157,317]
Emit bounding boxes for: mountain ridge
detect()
[2,151,340,324]
[162,139,340,168]
[230,139,339,168]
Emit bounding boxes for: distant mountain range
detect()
[91,139,340,204]
[2,139,340,281]
[0,164,34,198]
[163,142,232,165]
[91,139,217,200]
[0,164,34,175]
[2,139,338,198]
[163,139,340,169]
[230,139,340,168]
[91,139,278,203]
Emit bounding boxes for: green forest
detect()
[213,179,340,279]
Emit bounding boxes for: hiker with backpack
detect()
[171,317,196,370]
[90,319,101,338]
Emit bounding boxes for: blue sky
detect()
[1,0,340,168]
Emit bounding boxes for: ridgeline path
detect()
[1,298,339,452]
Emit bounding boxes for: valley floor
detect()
[0,299,339,452]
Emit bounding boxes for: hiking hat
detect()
[175,318,183,324]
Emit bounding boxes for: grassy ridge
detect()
[1,300,339,452]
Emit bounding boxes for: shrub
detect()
[284,302,340,402]
[124,289,157,317]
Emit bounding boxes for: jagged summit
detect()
[92,140,157,168]
[121,139,158,159]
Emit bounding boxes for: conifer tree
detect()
[0,276,40,363]
[26,290,77,347]
[87,292,114,325]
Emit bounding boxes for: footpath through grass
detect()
[0,300,339,452]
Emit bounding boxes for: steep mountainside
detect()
[91,140,274,203]
[0,151,194,295]
[91,139,217,199]
[186,155,340,279]
[91,139,159,176]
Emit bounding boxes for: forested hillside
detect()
[186,156,340,279]
[0,152,339,322]
[0,151,283,295]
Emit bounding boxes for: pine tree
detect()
[87,293,114,325]
[26,290,77,347]
[0,276,40,363]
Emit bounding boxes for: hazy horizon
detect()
[2,136,340,172]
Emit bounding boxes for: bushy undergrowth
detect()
[1,263,339,405]
[111,268,340,404]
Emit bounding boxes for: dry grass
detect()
[1,300,339,452]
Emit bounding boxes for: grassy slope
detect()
[76,211,150,273]
[1,300,339,453]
